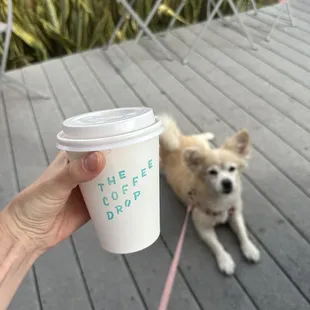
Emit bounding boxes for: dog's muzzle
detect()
[221,179,233,194]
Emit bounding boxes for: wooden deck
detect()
[2,1,310,309]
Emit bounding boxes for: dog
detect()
[159,114,260,275]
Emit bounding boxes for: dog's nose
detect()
[222,179,233,193]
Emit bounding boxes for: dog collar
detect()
[204,207,235,217]
[188,189,235,217]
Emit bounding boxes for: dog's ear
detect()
[183,147,204,172]
[221,129,250,158]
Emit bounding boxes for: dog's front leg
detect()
[200,228,236,275]
[193,211,235,275]
[229,212,260,263]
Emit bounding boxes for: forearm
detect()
[0,213,40,310]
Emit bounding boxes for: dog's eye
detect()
[209,169,218,176]
[228,166,236,172]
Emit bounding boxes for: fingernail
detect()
[84,152,98,172]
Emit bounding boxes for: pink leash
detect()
[158,204,193,310]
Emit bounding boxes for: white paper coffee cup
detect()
[56,107,164,254]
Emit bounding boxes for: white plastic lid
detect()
[56,107,163,152]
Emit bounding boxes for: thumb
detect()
[53,152,105,194]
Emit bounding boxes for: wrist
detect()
[0,209,43,258]
[0,213,41,309]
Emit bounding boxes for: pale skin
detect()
[0,151,105,309]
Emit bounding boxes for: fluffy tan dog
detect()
[159,114,260,275]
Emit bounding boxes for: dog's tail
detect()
[158,113,215,151]
[158,114,181,152]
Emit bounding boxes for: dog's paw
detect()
[202,132,214,141]
[242,241,260,263]
[217,252,236,275]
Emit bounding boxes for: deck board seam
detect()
[119,37,310,244]
[171,31,310,166]
[122,43,310,302]
[262,10,310,35]
[171,44,310,232]
[81,50,205,309]
[61,58,97,113]
[81,52,125,108]
[120,39,310,254]
[242,19,310,71]
[69,238,96,310]
[297,0,310,8]
[146,33,310,210]
[121,256,149,310]
[36,64,97,309]
[102,51,208,309]
[260,10,310,40]
[181,27,310,129]
[40,64,66,119]
[206,22,310,92]
[272,5,310,33]
[174,29,310,137]
[248,14,310,58]
[275,3,310,23]
[254,11,310,45]
[188,25,310,104]
[173,30,310,175]
[246,223,310,304]
[103,46,270,308]
[50,60,148,309]
[173,28,310,156]
[0,89,43,310]
[291,2,310,17]
[116,41,310,243]
[63,57,147,310]
[21,66,98,309]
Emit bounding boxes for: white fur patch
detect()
[158,114,180,151]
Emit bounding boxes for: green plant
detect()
[0,0,275,70]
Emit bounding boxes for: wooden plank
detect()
[84,48,200,136]
[0,87,40,310]
[62,54,115,111]
[241,16,310,71]
[171,27,310,194]
[187,18,307,119]
[0,91,18,209]
[206,21,310,88]
[297,0,310,9]
[191,21,310,106]
[179,26,310,161]
[297,0,310,6]
[161,177,310,310]
[83,49,142,108]
[261,5,310,33]
[105,44,274,310]
[22,62,146,310]
[291,1,310,21]
[69,50,201,310]
[118,39,310,306]
[258,9,310,46]
[248,11,310,57]
[272,3,310,28]
[161,28,310,239]
[168,27,310,231]
[2,68,94,310]
[142,31,310,301]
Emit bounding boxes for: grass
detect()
[0,0,276,70]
